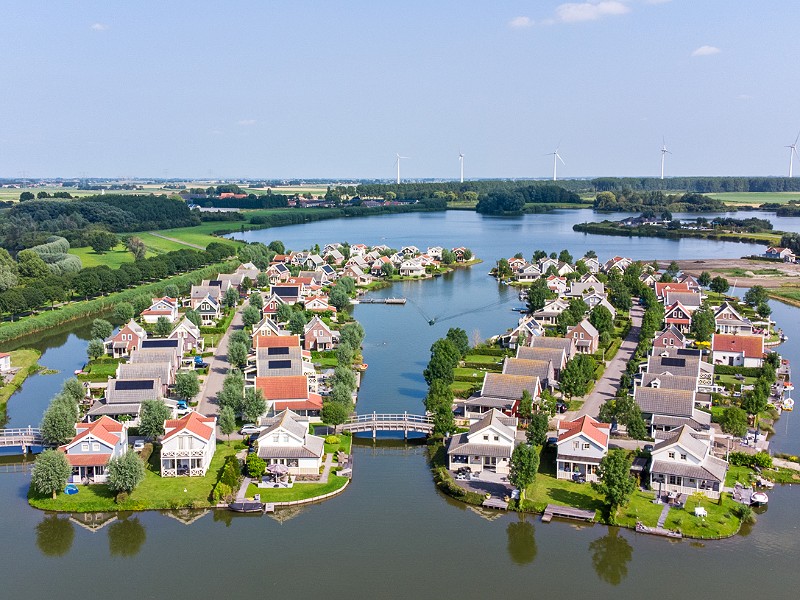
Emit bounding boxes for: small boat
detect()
[751,492,769,506]
[756,477,775,490]
[356,363,368,371]
[784,381,795,392]
[228,501,265,513]
[74,369,85,375]
[64,484,79,495]
[783,398,794,411]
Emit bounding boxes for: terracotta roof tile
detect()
[255,376,309,400]
[557,415,610,447]
[163,412,215,442]
[712,333,764,358]
[254,335,300,349]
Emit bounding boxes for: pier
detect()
[356,298,407,305]
[541,504,597,523]
[0,427,44,455]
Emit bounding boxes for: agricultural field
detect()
[707,192,800,206]
[68,244,140,269]
[244,186,329,196]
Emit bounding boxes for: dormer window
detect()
[668,452,675,459]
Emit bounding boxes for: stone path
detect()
[575,304,644,419]
[657,503,670,528]
[236,476,252,500]
[319,453,334,484]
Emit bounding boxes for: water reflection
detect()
[35,514,75,557]
[108,515,146,557]
[588,527,633,586]
[506,515,537,565]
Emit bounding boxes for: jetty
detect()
[357,298,407,305]
[541,504,596,523]
[636,521,683,539]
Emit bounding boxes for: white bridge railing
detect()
[0,427,43,446]
[340,413,434,438]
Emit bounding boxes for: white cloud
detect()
[90,23,108,31]
[237,119,257,126]
[508,16,534,29]
[691,45,721,57]
[554,1,630,23]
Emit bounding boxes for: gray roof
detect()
[446,434,515,458]
[650,455,728,483]
[191,285,221,300]
[528,336,575,356]
[646,353,701,378]
[105,378,163,404]
[640,373,698,391]
[568,282,605,297]
[502,358,553,383]
[257,442,324,460]
[635,387,696,418]
[665,291,702,307]
[467,409,517,438]
[130,348,178,366]
[117,362,172,383]
[653,425,709,457]
[87,401,143,417]
[463,396,515,411]
[256,410,324,459]
[482,373,540,401]
[517,346,567,368]
[256,346,304,377]
[258,410,310,441]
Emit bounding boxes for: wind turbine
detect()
[546,146,565,181]
[459,151,464,183]
[394,153,408,184]
[786,131,800,178]
[660,138,672,180]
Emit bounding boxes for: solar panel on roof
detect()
[267,347,290,355]
[661,357,686,367]
[142,339,179,348]
[268,360,293,370]
[114,380,154,391]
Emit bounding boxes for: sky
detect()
[2,1,800,180]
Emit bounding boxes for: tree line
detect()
[593,190,728,212]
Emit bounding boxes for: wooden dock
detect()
[357,298,407,305]
[482,497,509,510]
[541,504,596,523]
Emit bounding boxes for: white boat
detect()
[784,381,795,392]
[783,398,795,411]
[751,492,769,506]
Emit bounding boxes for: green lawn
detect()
[155,223,247,248]
[523,453,605,516]
[662,495,741,538]
[135,232,193,253]
[323,434,353,456]
[707,192,800,205]
[245,475,348,502]
[463,353,504,365]
[77,357,121,382]
[311,351,339,369]
[68,244,141,269]
[454,367,487,379]
[0,348,42,408]
[29,442,244,512]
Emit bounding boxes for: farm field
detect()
[707,192,800,205]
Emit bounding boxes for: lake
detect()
[1,209,798,600]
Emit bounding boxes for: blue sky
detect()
[1,1,799,180]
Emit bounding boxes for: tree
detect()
[223,288,239,309]
[256,273,270,288]
[432,401,456,437]
[340,322,365,349]
[741,386,768,432]
[242,388,267,423]
[594,449,636,521]
[744,285,768,307]
[526,279,550,314]
[154,316,172,337]
[125,236,147,260]
[332,366,357,392]
[445,327,470,358]
[247,453,267,478]
[113,302,134,322]
[336,341,354,366]
[20,191,35,201]
[174,371,200,402]
[107,451,146,495]
[526,412,549,446]
[89,230,118,254]
[87,338,106,360]
[31,449,71,499]
[589,305,614,337]
[248,292,263,310]
[757,302,772,320]
[509,444,540,500]
[91,318,113,340]
[227,341,249,370]
[185,309,201,327]
[242,305,261,328]
[609,283,632,312]
[559,354,595,399]
[329,286,350,312]
[328,382,353,406]
[496,258,512,279]
[698,271,712,287]
[666,261,680,277]
[710,276,730,295]
[139,398,171,440]
[61,377,85,404]
[625,407,648,440]
[720,406,749,437]
[518,389,533,422]
[219,405,237,438]
[288,311,307,335]
[17,250,50,280]
[381,261,395,278]
[268,240,285,254]
[218,370,245,414]
[423,338,459,385]
[558,249,573,264]
[689,304,715,342]
[276,303,293,323]
[322,400,351,432]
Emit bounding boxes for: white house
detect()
[764,246,796,262]
[160,412,217,477]
[446,409,518,475]
[399,260,425,277]
[59,417,128,484]
[168,317,204,354]
[556,416,610,483]
[255,410,325,475]
[649,425,728,499]
[714,302,753,335]
[711,333,764,368]
[141,297,180,324]
[0,352,11,372]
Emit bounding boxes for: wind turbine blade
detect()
[794,130,800,146]
[794,147,800,160]
[557,154,565,165]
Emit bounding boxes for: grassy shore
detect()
[0,349,42,409]
[245,475,348,502]
[29,443,244,512]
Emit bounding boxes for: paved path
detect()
[147,231,205,250]
[773,457,800,472]
[236,476,252,500]
[575,304,644,419]
[657,503,670,528]
[198,303,246,419]
[319,453,334,484]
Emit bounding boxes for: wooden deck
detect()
[541,504,596,523]
[482,497,509,510]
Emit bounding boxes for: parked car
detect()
[194,355,209,369]
[240,424,262,436]
[176,400,188,410]
[643,444,654,453]
[556,401,568,414]
[133,439,145,452]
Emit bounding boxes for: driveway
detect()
[198,303,245,418]
[574,304,644,419]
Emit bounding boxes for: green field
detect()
[244,186,329,196]
[0,348,41,408]
[707,192,800,205]
[155,223,244,248]
[68,244,140,268]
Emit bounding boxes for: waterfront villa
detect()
[528,335,576,361]
[303,316,338,351]
[116,361,173,391]
[555,416,610,483]
[59,416,128,484]
[446,408,518,475]
[194,294,222,325]
[104,320,147,358]
[714,303,754,335]
[88,378,176,422]
[711,333,764,368]
[141,296,180,324]
[649,425,728,499]
[634,387,711,437]
[763,246,796,262]
[532,298,569,325]
[168,317,204,354]
[160,412,217,477]
[255,410,325,475]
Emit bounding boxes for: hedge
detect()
[462,361,503,371]
[729,451,772,468]
[0,260,238,346]
[713,365,763,377]
[453,374,487,383]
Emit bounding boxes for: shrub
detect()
[139,442,154,465]
[211,482,233,503]
[115,491,129,504]
[219,455,242,489]
[325,435,341,445]
[728,451,773,468]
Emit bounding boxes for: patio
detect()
[450,468,514,498]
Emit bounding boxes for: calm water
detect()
[1,210,799,600]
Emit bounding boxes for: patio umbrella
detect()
[268,463,289,475]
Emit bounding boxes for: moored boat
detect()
[751,492,769,506]
[228,501,265,513]
[783,398,794,411]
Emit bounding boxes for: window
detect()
[91,442,99,451]
[483,435,489,441]
[282,435,289,443]
[583,443,590,449]
[81,442,89,451]
[273,435,279,442]
[668,452,675,459]
[573,441,580,450]
[668,475,678,485]
[681,454,687,460]
[494,436,499,442]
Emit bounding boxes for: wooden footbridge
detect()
[339,412,434,438]
[0,427,44,455]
